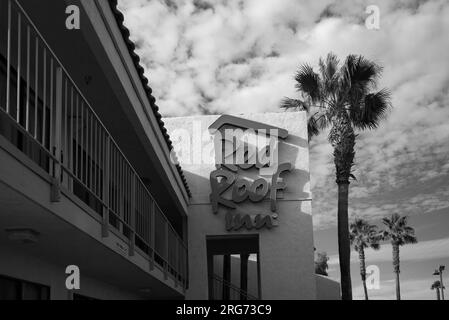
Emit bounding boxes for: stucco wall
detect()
[165,112,316,300]
[315,275,341,300]
[0,244,141,300]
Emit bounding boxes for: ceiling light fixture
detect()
[5,228,40,244]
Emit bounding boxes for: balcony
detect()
[0,0,187,292]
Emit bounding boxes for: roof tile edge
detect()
[108,0,191,197]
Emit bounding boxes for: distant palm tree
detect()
[431,281,442,300]
[281,53,392,299]
[381,213,417,300]
[349,218,381,300]
[315,251,330,276]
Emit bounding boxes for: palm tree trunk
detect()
[392,244,401,300]
[359,248,368,300]
[337,181,352,300]
[395,271,400,300]
[331,114,355,301]
[363,279,369,300]
[436,288,441,300]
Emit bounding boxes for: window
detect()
[0,275,50,300]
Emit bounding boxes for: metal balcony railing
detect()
[211,274,259,300]
[0,0,187,289]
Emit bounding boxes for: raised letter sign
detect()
[210,169,236,213]
[270,162,292,212]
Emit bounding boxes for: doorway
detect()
[206,234,261,300]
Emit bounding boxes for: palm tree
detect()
[349,218,380,300]
[315,251,330,276]
[431,281,442,300]
[381,213,417,300]
[281,53,392,299]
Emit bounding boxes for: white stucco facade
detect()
[165,112,339,300]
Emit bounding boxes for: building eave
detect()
[107,0,191,197]
[208,114,289,139]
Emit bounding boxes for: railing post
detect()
[102,135,110,238]
[164,222,168,280]
[149,201,155,271]
[174,239,179,288]
[6,0,11,114]
[128,175,135,257]
[182,247,186,292]
[50,67,63,202]
[184,246,188,292]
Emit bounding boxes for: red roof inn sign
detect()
[208,115,293,231]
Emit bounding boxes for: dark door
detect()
[206,234,261,300]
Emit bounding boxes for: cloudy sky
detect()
[118,0,449,299]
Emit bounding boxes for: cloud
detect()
[353,278,437,300]
[118,0,449,230]
[327,236,449,299]
[328,237,449,265]
[306,0,449,229]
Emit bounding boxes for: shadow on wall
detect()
[183,168,317,299]
[181,128,311,202]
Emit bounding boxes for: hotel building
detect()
[0,0,339,300]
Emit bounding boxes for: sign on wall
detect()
[208,116,293,231]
